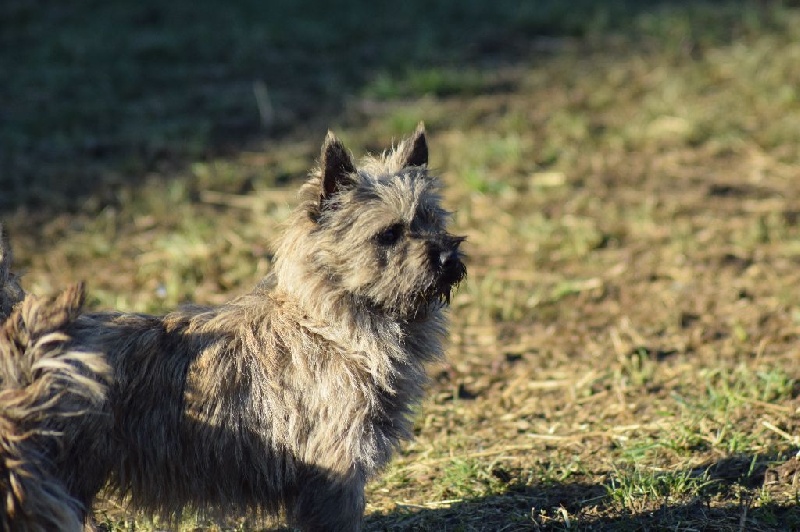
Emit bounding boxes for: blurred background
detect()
[5,1,796,212]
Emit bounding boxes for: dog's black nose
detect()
[431,236,464,270]
[432,236,466,288]
[439,249,458,269]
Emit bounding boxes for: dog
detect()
[0,124,466,531]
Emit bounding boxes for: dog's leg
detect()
[290,471,366,532]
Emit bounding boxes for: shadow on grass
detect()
[365,453,800,531]
[0,0,791,213]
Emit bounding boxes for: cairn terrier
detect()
[0,124,466,531]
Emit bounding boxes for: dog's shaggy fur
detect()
[0,285,110,532]
[0,227,24,320]
[0,125,465,531]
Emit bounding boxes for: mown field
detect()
[2,1,800,530]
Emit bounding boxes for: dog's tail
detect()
[0,224,25,323]
[0,284,110,531]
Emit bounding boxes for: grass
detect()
[605,467,714,511]
[4,0,800,530]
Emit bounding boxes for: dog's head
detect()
[276,124,466,321]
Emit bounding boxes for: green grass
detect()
[605,467,714,511]
[363,68,489,100]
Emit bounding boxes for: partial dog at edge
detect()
[0,124,466,531]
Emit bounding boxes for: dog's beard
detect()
[386,260,467,321]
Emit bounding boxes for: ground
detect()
[2,1,799,530]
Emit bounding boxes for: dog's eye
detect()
[376,224,403,246]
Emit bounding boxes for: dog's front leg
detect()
[289,469,366,532]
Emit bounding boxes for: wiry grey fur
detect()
[0,124,466,531]
[0,284,110,532]
[0,226,24,321]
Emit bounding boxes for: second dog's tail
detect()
[0,224,25,322]
[0,284,110,531]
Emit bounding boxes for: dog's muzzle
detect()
[430,236,466,303]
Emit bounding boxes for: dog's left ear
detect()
[395,122,428,169]
[320,131,356,204]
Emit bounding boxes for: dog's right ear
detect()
[395,122,428,169]
[320,132,356,207]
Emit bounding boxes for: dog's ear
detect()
[395,122,428,169]
[320,131,356,204]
